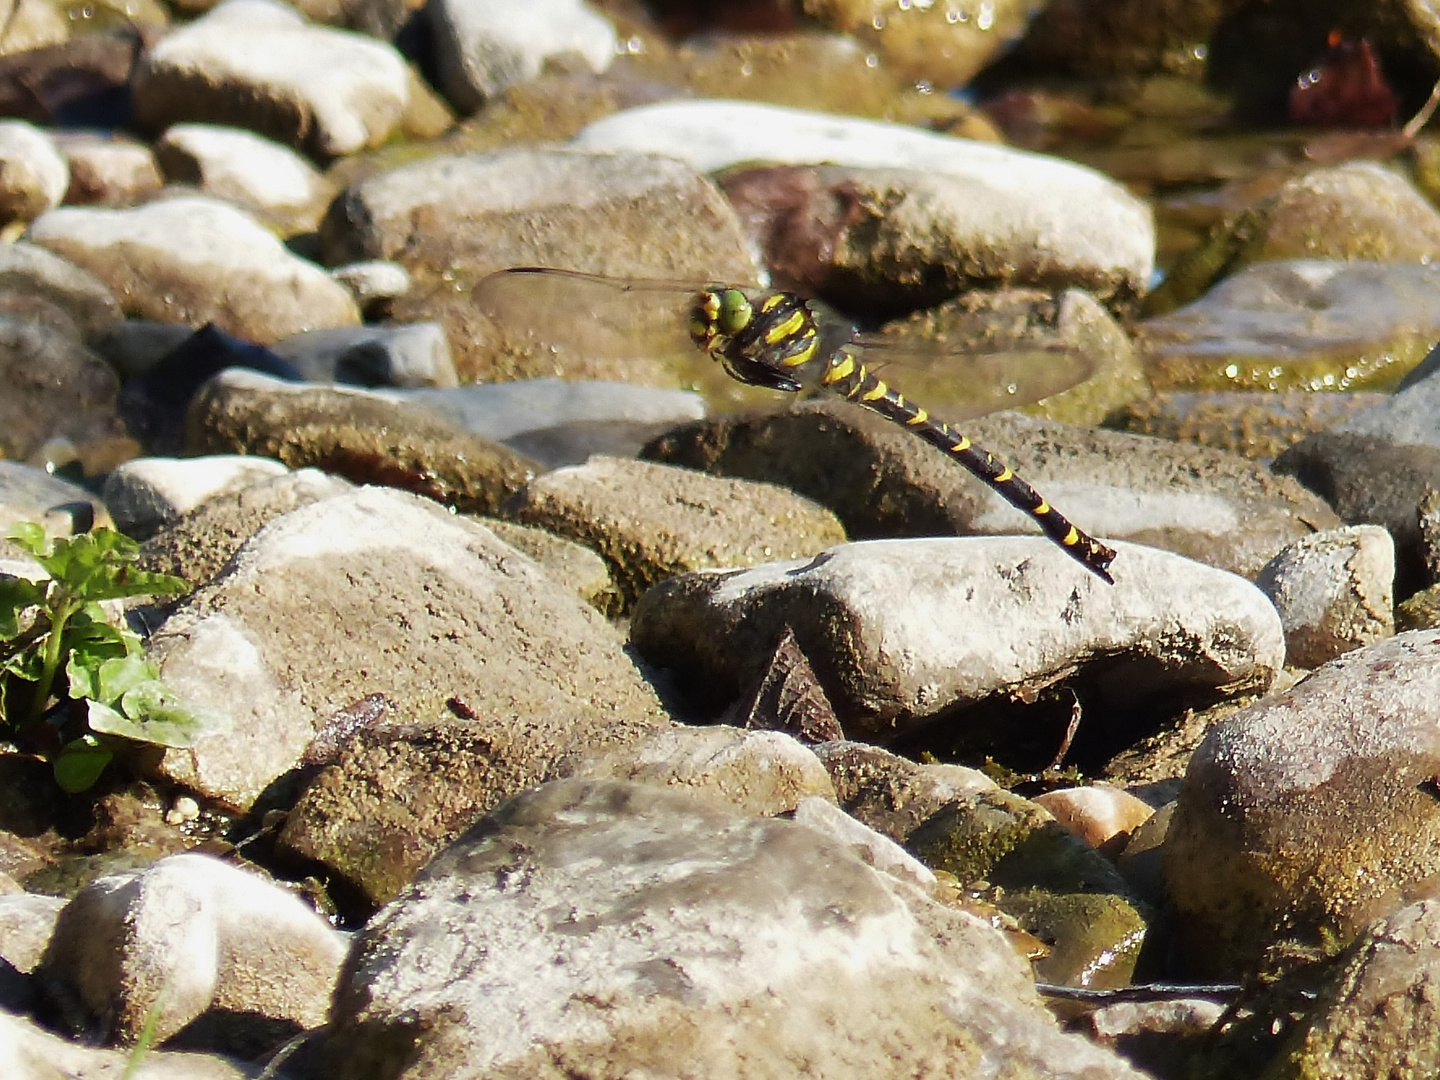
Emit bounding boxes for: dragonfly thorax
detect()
[689,287,822,394]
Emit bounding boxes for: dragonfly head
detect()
[690,287,753,355]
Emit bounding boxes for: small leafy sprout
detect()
[0,524,209,792]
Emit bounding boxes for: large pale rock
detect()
[132,0,410,158]
[0,1008,251,1080]
[27,196,360,343]
[0,120,67,222]
[325,778,1150,1080]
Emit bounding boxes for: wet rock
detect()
[376,378,705,468]
[1274,362,1440,584]
[101,454,290,539]
[0,892,63,972]
[0,1007,252,1080]
[1151,164,1440,315]
[1083,996,1227,1080]
[1107,390,1389,460]
[804,0,1043,87]
[155,123,337,235]
[1,460,109,542]
[53,130,164,207]
[815,740,998,845]
[478,516,617,612]
[271,322,457,388]
[630,537,1284,751]
[325,778,1150,1080]
[320,147,762,380]
[39,852,345,1044]
[1267,899,1440,1080]
[138,468,351,587]
[185,369,538,517]
[1255,524,1395,668]
[0,120,67,222]
[1115,801,1174,908]
[909,787,1148,988]
[1139,260,1440,393]
[646,400,1341,579]
[876,286,1150,426]
[1033,784,1156,856]
[146,485,662,809]
[27,196,360,343]
[1165,631,1440,977]
[508,455,847,610]
[576,99,1154,307]
[427,0,616,114]
[0,320,131,474]
[132,0,410,158]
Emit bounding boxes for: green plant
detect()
[0,523,212,792]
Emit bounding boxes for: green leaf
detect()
[0,576,46,639]
[53,734,112,793]
[6,523,49,559]
[89,682,209,749]
[95,655,154,705]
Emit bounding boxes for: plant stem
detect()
[26,593,75,726]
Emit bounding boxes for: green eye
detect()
[717,289,752,334]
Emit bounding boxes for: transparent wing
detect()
[471,267,706,365]
[842,333,1097,423]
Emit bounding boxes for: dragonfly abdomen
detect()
[822,352,1118,584]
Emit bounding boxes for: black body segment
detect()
[690,286,1118,584]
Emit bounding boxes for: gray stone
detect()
[0,460,110,539]
[27,196,360,343]
[53,130,164,208]
[509,455,847,609]
[631,536,1284,742]
[1255,524,1395,668]
[0,1007,253,1080]
[426,0,615,113]
[132,0,410,158]
[0,892,63,973]
[325,778,1150,1080]
[272,322,457,388]
[1165,631,1440,977]
[102,454,289,539]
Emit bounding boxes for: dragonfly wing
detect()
[843,335,1098,423]
[471,267,705,365]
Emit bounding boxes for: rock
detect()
[325,778,1150,1079]
[790,794,936,889]
[803,0,1043,87]
[0,1007,252,1080]
[646,400,1341,579]
[375,378,706,468]
[89,319,196,379]
[101,454,290,539]
[271,322,457,388]
[185,369,539,517]
[1032,784,1156,856]
[320,147,762,380]
[0,0,68,57]
[478,516,618,613]
[1150,164,1440,314]
[132,0,410,158]
[155,123,336,235]
[1255,524,1395,668]
[0,239,122,341]
[0,120,67,222]
[38,852,346,1044]
[1106,390,1388,460]
[139,468,351,587]
[328,259,410,313]
[1165,631,1440,977]
[1274,362,1440,585]
[1139,260,1440,392]
[1397,582,1440,632]
[508,455,847,609]
[27,196,360,343]
[0,457,107,541]
[1267,899,1440,1080]
[0,320,131,475]
[0,892,64,973]
[631,537,1284,751]
[146,485,663,809]
[574,99,1153,305]
[52,130,164,207]
[427,0,616,113]
[0,30,141,129]
[815,739,998,844]
[1420,485,1440,585]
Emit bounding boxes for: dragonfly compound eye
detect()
[717,289,753,334]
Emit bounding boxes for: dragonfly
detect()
[472,268,1118,584]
